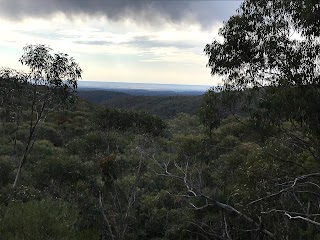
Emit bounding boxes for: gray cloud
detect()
[0,0,242,27]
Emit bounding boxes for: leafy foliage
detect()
[1,1,320,239]
[94,108,166,136]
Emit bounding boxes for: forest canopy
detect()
[1,1,320,239]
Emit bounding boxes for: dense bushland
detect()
[1,0,320,239]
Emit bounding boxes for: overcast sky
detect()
[0,0,242,85]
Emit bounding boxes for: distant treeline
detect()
[77,90,203,118]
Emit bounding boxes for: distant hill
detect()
[102,89,204,96]
[78,80,211,93]
[102,95,203,119]
[77,90,129,104]
[77,90,203,118]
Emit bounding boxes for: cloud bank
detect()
[0,0,241,27]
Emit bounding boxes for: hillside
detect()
[2,75,320,239]
[103,95,203,118]
[77,90,203,118]
[77,90,129,104]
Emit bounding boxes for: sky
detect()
[0,0,242,86]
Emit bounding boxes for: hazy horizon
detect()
[78,80,212,92]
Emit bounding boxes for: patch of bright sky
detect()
[0,13,224,85]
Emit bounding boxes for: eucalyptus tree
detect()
[201,0,320,236]
[205,0,320,133]
[1,44,82,188]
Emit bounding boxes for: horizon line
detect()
[78,80,213,87]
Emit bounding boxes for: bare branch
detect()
[99,193,115,240]
[248,173,320,205]
[156,159,275,239]
[284,212,320,227]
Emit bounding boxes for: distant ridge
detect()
[77,90,129,104]
[78,81,211,92]
[77,82,210,118]
[77,89,204,118]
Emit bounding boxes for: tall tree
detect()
[203,0,320,233]
[204,0,320,135]
[1,44,82,188]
